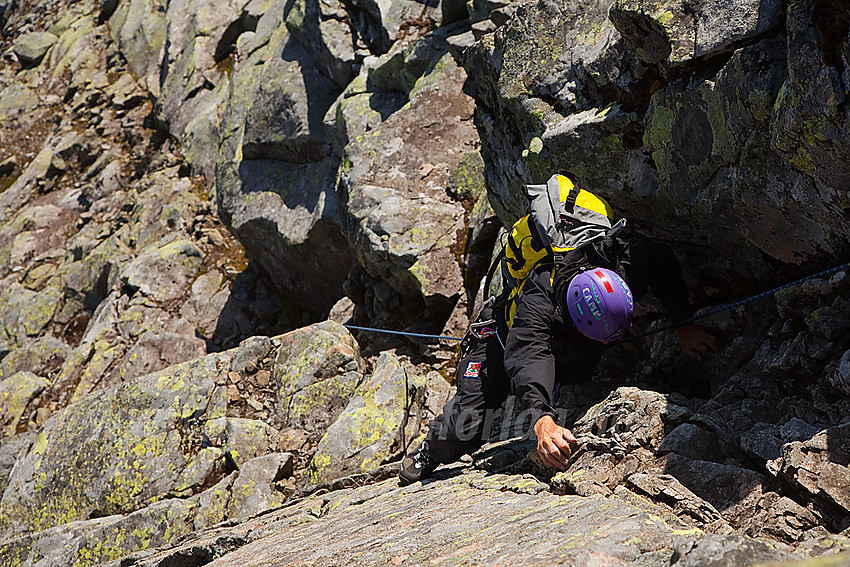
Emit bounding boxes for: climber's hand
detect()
[534,415,578,470]
[676,324,718,360]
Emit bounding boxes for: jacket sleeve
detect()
[626,239,693,323]
[503,275,558,418]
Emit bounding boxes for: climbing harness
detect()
[345,260,850,344]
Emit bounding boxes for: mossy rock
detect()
[303,351,426,487]
[0,349,231,539]
[275,321,365,435]
[0,372,50,438]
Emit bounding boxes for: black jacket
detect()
[503,239,693,418]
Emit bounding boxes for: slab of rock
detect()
[341,50,481,324]
[226,453,293,520]
[108,0,169,95]
[0,335,69,383]
[303,351,425,487]
[215,16,351,316]
[0,498,198,567]
[275,321,365,438]
[0,372,50,438]
[778,423,850,519]
[119,236,205,303]
[573,386,692,451]
[770,0,850,191]
[12,31,58,67]
[0,349,231,539]
[204,417,280,468]
[195,472,794,566]
[0,433,35,496]
[626,472,731,529]
[284,0,359,87]
[609,0,783,65]
[0,280,62,351]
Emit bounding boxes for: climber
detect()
[398,173,718,485]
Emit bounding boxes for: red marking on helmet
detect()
[595,270,614,294]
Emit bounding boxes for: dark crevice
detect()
[214,13,260,64]
[811,0,850,71]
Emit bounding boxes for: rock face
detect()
[304,351,426,487]
[0,322,429,564]
[463,0,850,281]
[2,0,850,564]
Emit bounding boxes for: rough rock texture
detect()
[213,5,352,318]
[340,47,485,328]
[274,320,366,440]
[303,351,426,487]
[78,472,850,567]
[2,0,850,564]
[0,323,374,563]
[609,0,784,65]
[463,0,850,283]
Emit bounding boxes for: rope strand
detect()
[619,261,850,343]
[344,325,463,342]
[345,261,850,344]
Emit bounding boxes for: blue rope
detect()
[344,325,464,341]
[346,261,850,344]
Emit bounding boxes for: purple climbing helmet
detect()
[565,267,633,343]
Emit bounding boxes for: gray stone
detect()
[155,473,794,566]
[771,0,850,191]
[231,335,272,374]
[0,498,198,567]
[658,423,727,463]
[303,351,426,487]
[741,422,784,474]
[626,472,729,528]
[833,350,850,397]
[214,417,279,468]
[192,471,236,530]
[155,0,241,137]
[348,0,434,51]
[0,371,50,438]
[609,0,783,65]
[574,387,691,451]
[216,21,351,316]
[341,51,480,326]
[778,423,850,517]
[108,0,168,95]
[671,534,793,567]
[424,370,452,421]
[323,70,407,156]
[275,321,365,436]
[0,156,16,176]
[82,159,124,202]
[284,0,359,87]
[226,452,293,519]
[0,335,69,383]
[119,236,205,303]
[12,31,58,67]
[116,330,207,382]
[0,433,35,496]
[0,349,231,539]
[328,297,355,324]
[178,270,233,337]
[0,282,60,352]
[661,454,768,529]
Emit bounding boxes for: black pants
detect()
[426,330,513,464]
